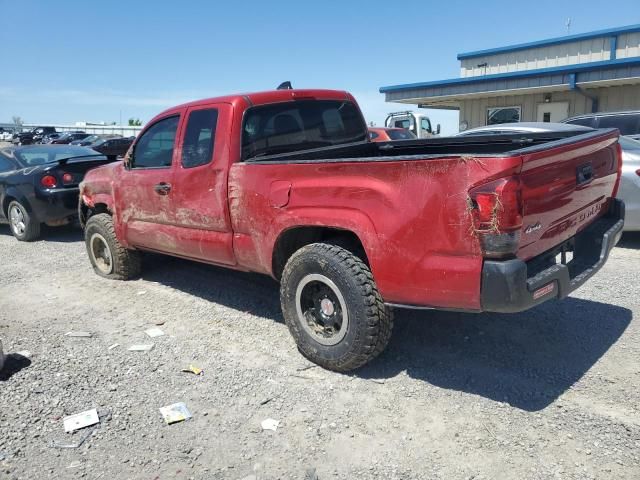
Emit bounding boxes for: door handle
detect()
[153,182,171,195]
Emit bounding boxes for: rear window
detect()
[597,114,640,135]
[14,146,105,165]
[241,100,367,161]
[564,117,596,128]
[387,129,416,140]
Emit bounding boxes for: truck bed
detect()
[244,129,609,163]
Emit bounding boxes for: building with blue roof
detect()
[380,24,640,131]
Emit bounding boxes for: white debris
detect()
[261,418,280,431]
[144,327,165,338]
[63,408,99,433]
[128,344,154,352]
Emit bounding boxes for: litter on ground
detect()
[159,402,192,425]
[144,327,165,338]
[64,331,93,338]
[128,344,154,352]
[261,418,280,431]
[63,408,99,433]
[181,364,203,375]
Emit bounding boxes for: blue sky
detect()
[1,0,638,134]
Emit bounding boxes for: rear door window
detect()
[596,114,640,135]
[181,108,218,168]
[241,100,367,161]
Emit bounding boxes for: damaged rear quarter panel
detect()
[228,155,520,310]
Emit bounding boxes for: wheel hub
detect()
[295,274,349,346]
[9,205,26,235]
[89,233,113,275]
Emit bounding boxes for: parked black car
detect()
[88,136,134,158]
[562,110,640,140]
[69,134,110,146]
[0,145,114,241]
[51,132,90,144]
[12,126,57,145]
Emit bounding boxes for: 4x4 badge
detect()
[525,222,542,234]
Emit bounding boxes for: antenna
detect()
[565,17,572,35]
[277,81,293,90]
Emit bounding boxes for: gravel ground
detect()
[0,224,639,480]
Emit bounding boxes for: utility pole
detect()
[566,18,572,35]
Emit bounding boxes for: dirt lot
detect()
[0,225,639,480]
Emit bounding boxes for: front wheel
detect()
[280,243,393,372]
[84,213,141,280]
[8,200,41,241]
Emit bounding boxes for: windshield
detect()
[78,135,99,143]
[242,100,367,160]
[14,146,106,166]
[619,136,640,151]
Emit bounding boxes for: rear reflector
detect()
[41,175,57,188]
[532,282,555,300]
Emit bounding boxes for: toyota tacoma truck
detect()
[79,88,624,372]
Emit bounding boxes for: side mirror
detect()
[436,124,441,135]
[123,148,133,169]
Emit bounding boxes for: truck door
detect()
[168,103,236,265]
[118,114,181,251]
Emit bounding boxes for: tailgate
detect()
[515,129,620,260]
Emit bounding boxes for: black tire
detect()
[280,243,393,372]
[7,200,41,241]
[84,213,141,280]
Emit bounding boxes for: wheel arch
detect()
[272,225,370,281]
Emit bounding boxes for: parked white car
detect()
[0,130,14,142]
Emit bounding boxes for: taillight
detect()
[468,176,523,258]
[635,169,640,177]
[62,172,74,184]
[611,142,623,198]
[41,175,57,188]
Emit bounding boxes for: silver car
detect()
[455,123,639,231]
[618,137,640,231]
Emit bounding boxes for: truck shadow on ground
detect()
[0,354,32,381]
[617,231,640,249]
[141,254,631,413]
[358,298,631,411]
[141,254,283,322]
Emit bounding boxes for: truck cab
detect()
[384,111,440,139]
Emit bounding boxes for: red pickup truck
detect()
[79,88,624,372]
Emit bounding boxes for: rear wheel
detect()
[84,213,140,280]
[8,200,41,241]
[280,243,393,372]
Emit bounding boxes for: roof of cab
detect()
[153,89,353,120]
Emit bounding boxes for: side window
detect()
[597,114,640,135]
[131,116,179,168]
[420,118,432,133]
[487,106,521,125]
[565,117,596,128]
[369,131,379,140]
[181,108,218,168]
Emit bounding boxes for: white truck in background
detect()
[385,111,440,139]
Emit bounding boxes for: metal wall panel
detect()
[617,32,640,59]
[460,38,611,77]
[458,84,640,129]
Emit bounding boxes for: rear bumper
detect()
[31,187,81,223]
[480,199,625,313]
